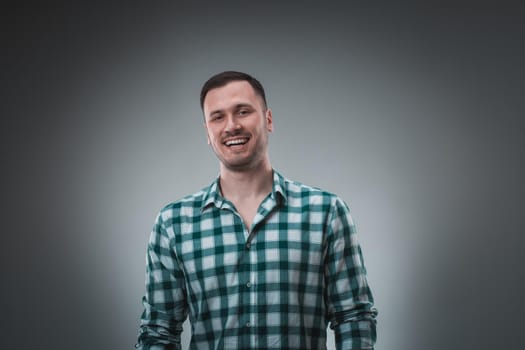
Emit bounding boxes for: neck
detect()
[219,160,273,201]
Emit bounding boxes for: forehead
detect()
[203,80,262,114]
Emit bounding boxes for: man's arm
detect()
[135,213,188,350]
[324,197,378,350]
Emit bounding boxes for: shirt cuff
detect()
[333,319,377,350]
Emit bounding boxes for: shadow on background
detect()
[3,1,524,349]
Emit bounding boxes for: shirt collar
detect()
[271,170,287,205]
[201,169,287,212]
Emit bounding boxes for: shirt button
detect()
[246,242,251,249]
[246,281,251,288]
[246,321,251,328]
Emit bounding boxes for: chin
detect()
[222,158,258,171]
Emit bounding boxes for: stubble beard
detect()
[214,135,269,173]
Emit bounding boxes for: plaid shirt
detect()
[137,170,377,349]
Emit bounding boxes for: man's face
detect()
[203,80,273,172]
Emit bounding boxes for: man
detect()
[136,71,378,349]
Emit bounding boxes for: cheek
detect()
[206,128,218,143]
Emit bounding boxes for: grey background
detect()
[3,1,524,349]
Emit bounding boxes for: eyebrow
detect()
[234,103,253,109]
[208,103,254,117]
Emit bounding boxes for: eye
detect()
[238,109,250,116]
[210,114,223,122]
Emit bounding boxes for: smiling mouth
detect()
[224,137,249,146]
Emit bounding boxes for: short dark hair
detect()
[200,71,267,110]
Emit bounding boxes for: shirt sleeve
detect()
[135,212,188,350]
[324,197,378,350]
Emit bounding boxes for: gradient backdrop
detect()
[4,2,524,349]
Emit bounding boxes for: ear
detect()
[203,121,211,145]
[265,109,273,132]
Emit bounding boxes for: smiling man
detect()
[136,71,378,349]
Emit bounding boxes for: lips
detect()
[224,137,249,146]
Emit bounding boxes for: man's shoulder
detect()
[157,184,211,220]
[281,174,337,198]
[279,174,341,204]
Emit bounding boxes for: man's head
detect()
[200,71,267,111]
[201,71,273,172]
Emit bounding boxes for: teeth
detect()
[225,138,248,146]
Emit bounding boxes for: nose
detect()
[224,115,241,133]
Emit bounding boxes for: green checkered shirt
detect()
[137,170,377,349]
